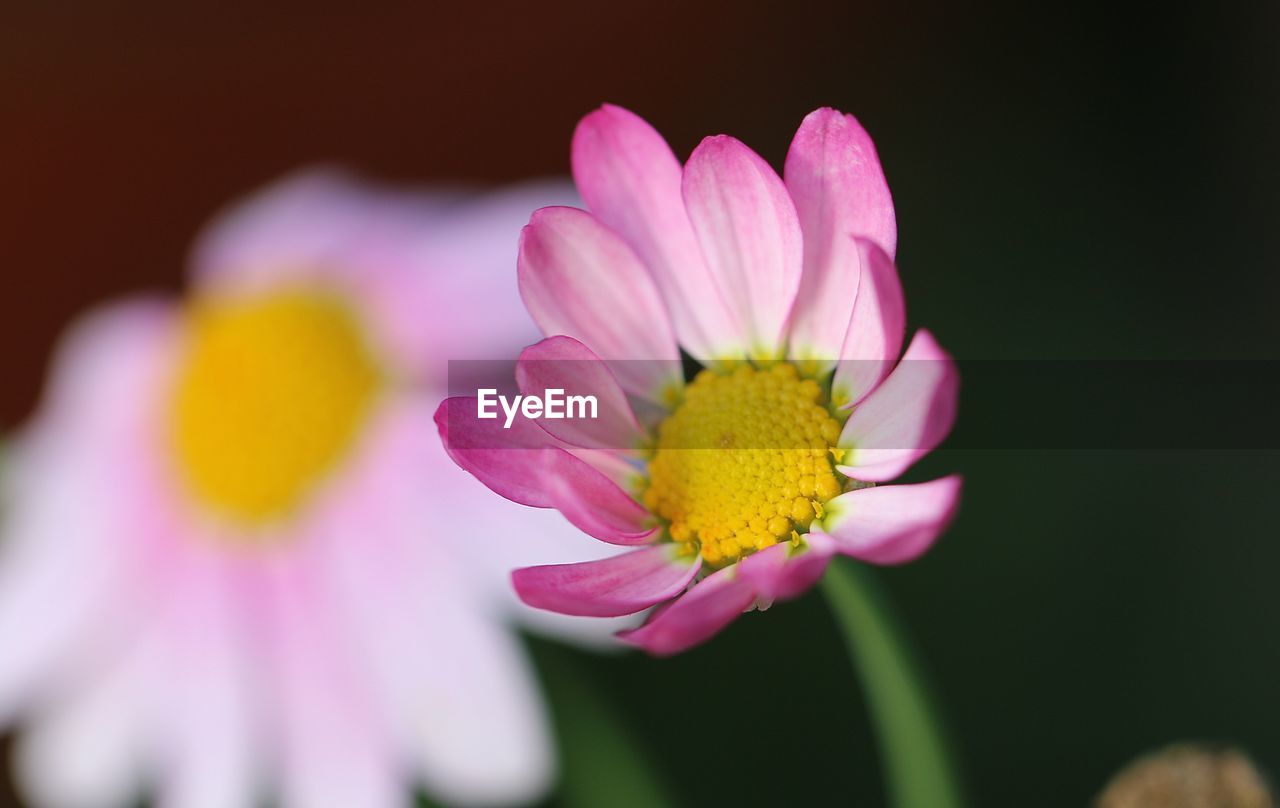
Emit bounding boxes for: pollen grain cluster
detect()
[644,363,844,567]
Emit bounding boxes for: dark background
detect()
[3,1,1277,806]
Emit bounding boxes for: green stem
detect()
[821,558,965,808]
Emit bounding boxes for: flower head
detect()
[0,171,619,808]
[437,106,962,656]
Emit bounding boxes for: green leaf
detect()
[821,558,965,808]
[534,644,675,808]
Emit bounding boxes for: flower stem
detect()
[821,558,965,808]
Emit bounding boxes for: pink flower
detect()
[0,171,627,808]
[436,106,962,656]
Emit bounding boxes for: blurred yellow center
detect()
[644,363,844,568]
[169,289,382,527]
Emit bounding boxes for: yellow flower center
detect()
[644,363,845,568]
[169,288,383,528]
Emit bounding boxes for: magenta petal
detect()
[682,135,803,358]
[831,238,907,407]
[571,105,742,360]
[565,446,640,492]
[784,109,897,367]
[819,475,962,565]
[837,329,959,482]
[616,565,756,656]
[516,336,646,452]
[785,108,897,258]
[512,544,700,618]
[538,448,655,545]
[518,207,681,402]
[434,396,560,508]
[435,397,652,545]
[736,535,837,605]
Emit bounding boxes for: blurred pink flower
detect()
[436,106,962,656]
[0,171,627,808]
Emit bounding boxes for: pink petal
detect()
[831,238,907,407]
[784,228,860,370]
[0,301,174,724]
[315,484,555,807]
[315,438,463,759]
[538,448,656,545]
[837,329,959,482]
[518,206,682,402]
[513,544,700,617]
[408,596,553,806]
[403,409,637,648]
[785,108,897,258]
[617,565,757,656]
[435,392,635,495]
[190,169,384,289]
[682,135,804,358]
[818,475,963,564]
[408,181,584,371]
[565,446,640,492]
[515,336,647,452]
[190,169,579,381]
[434,400,654,545]
[571,104,743,359]
[261,562,405,808]
[736,534,837,606]
[783,110,896,368]
[37,298,178,441]
[434,396,560,508]
[150,559,260,808]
